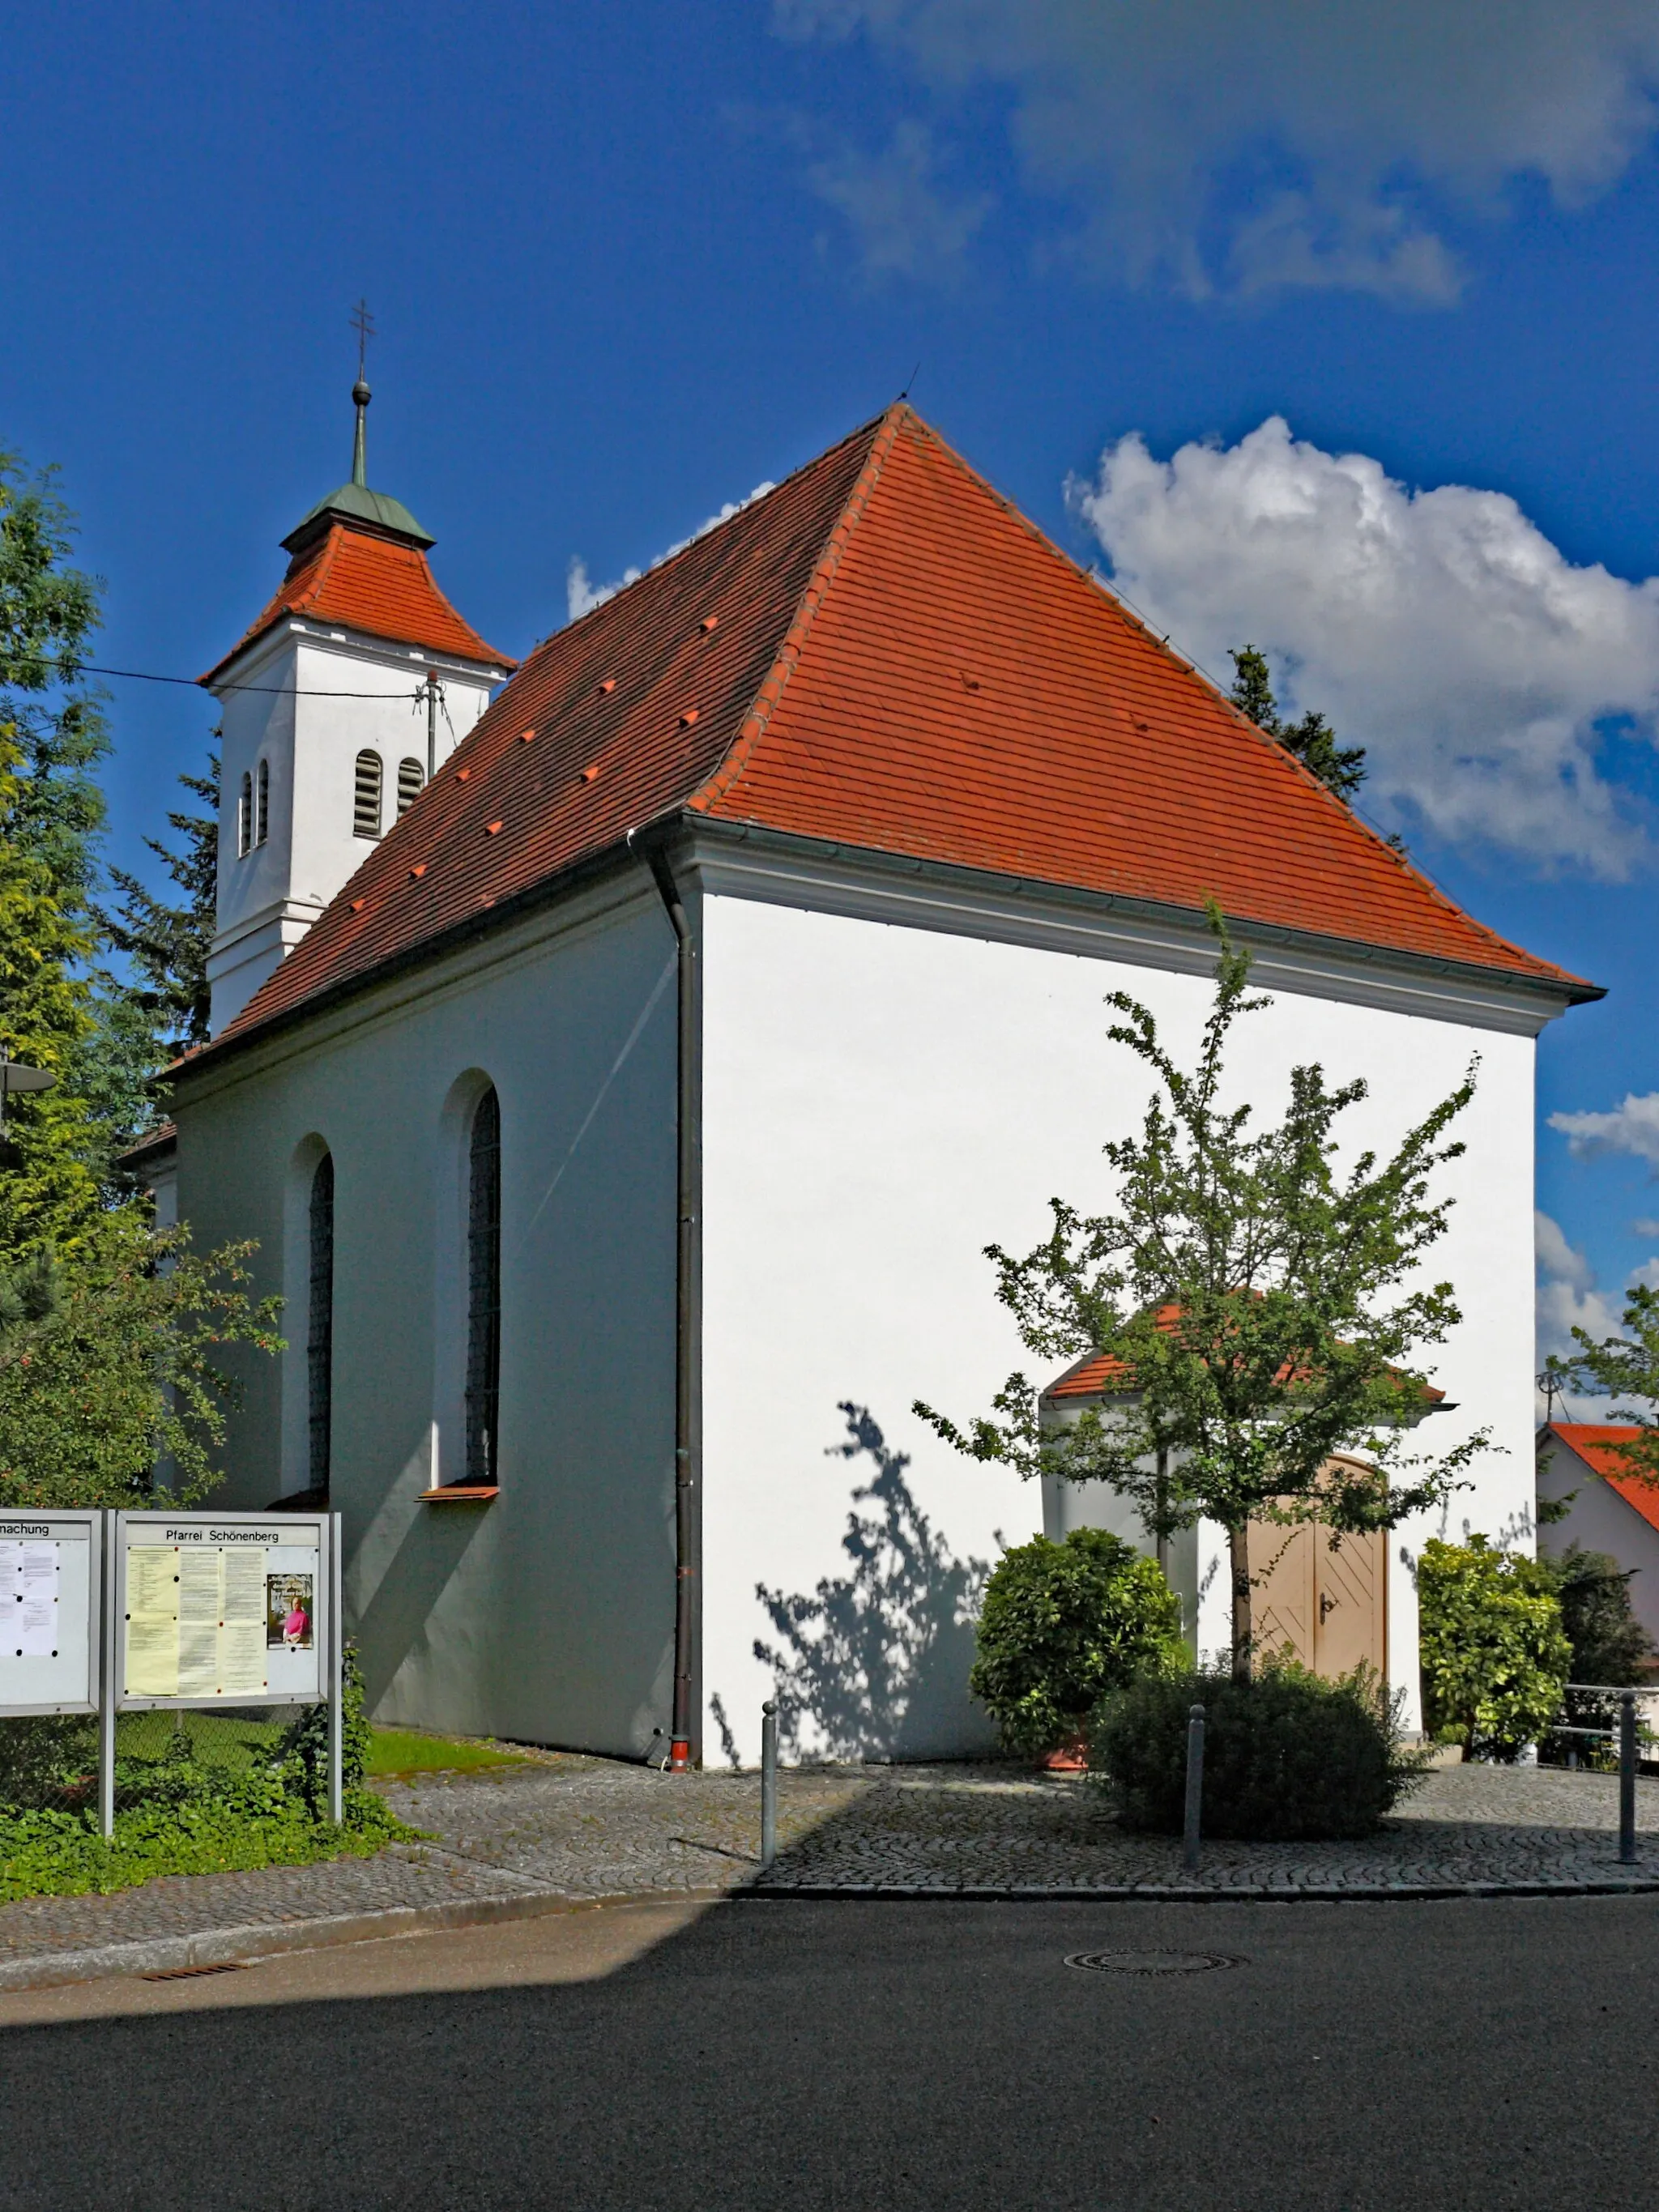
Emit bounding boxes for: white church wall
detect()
[176,872,682,1755]
[698,896,1542,1766]
[210,630,497,1032]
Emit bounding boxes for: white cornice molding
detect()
[682,823,1580,1038]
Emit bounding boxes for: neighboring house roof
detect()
[1045,1328,1447,1408]
[117,1119,177,1167]
[194,403,1597,1062]
[201,522,514,685]
[1546,1421,1659,1535]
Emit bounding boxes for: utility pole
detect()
[424,666,442,782]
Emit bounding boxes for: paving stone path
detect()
[4,1755,1659,1988]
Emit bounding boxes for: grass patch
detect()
[0,1780,413,1904]
[365,1728,531,1779]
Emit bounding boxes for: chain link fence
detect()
[0,1704,326,1818]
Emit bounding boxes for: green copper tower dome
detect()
[281,371,436,555]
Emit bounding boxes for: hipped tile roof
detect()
[202,522,513,685]
[1548,1422,1659,1533]
[200,404,1593,1057]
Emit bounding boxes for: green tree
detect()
[969,1527,1185,1756]
[1230,643,1367,803]
[918,914,1486,1680]
[0,1213,281,1510]
[1418,1536,1571,1760]
[1548,1283,1659,1488]
[1541,1541,1654,1687]
[100,751,219,1053]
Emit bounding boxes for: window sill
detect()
[417,1485,500,1504]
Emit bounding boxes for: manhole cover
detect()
[1064,1950,1242,1975]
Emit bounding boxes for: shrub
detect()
[1418,1536,1571,1762]
[1091,1660,1427,1839]
[970,1528,1185,1756]
[278,1640,373,1808]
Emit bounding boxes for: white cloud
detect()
[805,120,992,282]
[565,481,778,627]
[1535,1212,1626,1416]
[774,1,1659,297]
[1068,416,1659,872]
[1550,1092,1659,1166]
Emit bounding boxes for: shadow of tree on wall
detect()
[754,1402,993,1762]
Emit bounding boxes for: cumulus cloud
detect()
[1068,416,1659,872]
[1535,1212,1627,1410]
[1550,1092,1659,1166]
[565,481,778,626]
[774,0,1659,297]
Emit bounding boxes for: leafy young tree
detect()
[918,916,1486,1680]
[101,751,219,1053]
[0,1213,281,1510]
[1230,643,1367,803]
[1542,1541,1654,1688]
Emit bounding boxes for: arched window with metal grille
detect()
[464,1087,501,1486]
[397,757,425,816]
[237,770,253,857]
[353,750,383,840]
[308,1152,335,1498]
[255,757,270,846]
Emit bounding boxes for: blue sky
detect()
[6,1,1659,1363]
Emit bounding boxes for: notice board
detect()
[115,1512,330,1708]
[0,1510,101,1715]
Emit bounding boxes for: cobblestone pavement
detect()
[5,1755,1659,1982]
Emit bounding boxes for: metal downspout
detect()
[636,834,700,1771]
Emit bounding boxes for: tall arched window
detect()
[353,750,383,840]
[464,1088,501,1486]
[308,1153,335,1497]
[397,757,425,816]
[255,757,270,846]
[237,770,253,857]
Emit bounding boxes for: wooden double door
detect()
[1246,1461,1388,1680]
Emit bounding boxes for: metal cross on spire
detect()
[350,298,375,488]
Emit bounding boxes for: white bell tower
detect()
[202,365,513,1034]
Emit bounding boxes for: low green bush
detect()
[970,1528,1185,1756]
[1091,1660,1427,1839]
[1418,1536,1571,1761]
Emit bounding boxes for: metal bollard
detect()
[1182,1703,1205,1874]
[761,1700,778,1871]
[1619,1690,1638,1866]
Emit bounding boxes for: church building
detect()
[152,389,1597,1766]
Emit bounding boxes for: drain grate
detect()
[1064,1950,1242,1975]
[141,1961,249,1982]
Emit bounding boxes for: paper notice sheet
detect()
[218,1622,267,1694]
[125,1544,180,1696]
[222,1550,267,1627]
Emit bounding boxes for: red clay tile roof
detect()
[199,404,1593,1056]
[1046,1320,1447,1405]
[1549,1423,1659,1531]
[201,522,514,684]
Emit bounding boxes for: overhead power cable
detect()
[5,653,497,699]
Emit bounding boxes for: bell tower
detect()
[201,344,514,1033]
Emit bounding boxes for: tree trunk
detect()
[1229,1523,1253,1682]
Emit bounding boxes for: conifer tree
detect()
[1230,643,1368,803]
[102,752,219,1052]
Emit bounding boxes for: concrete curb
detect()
[0,1885,734,1996]
[744,1875,1659,1903]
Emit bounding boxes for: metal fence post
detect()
[760,1700,778,1871]
[1182,1703,1205,1874]
[326,1511,344,1826]
[1619,1689,1638,1867]
[98,1511,117,1842]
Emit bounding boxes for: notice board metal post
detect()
[326,1511,343,1824]
[99,1511,117,1839]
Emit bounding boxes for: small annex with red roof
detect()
[1539,1423,1659,1657]
[161,399,1597,1767]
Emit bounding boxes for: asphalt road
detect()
[1,1893,1653,2210]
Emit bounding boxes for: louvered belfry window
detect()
[353,750,383,839]
[308,1153,335,1498]
[237,770,253,856]
[255,757,270,846]
[464,1088,501,1486]
[397,757,424,816]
